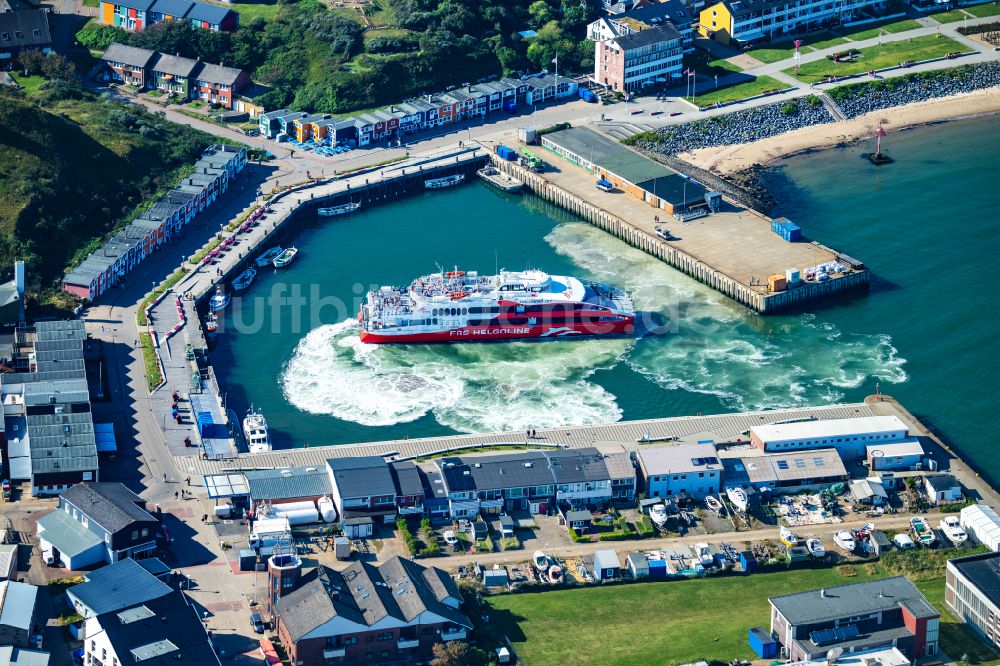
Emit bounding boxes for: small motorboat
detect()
[425,173,465,189]
[255,247,283,268]
[649,504,669,528]
[209,285,230,312]
[779,526,800,548]
[232,268,256,292]
[318,201,361,217]
[548,564,563,582]
[910,517,937,547]
[726,487,748,513]
[939,516,968,545]
[477,165,523,192]
[273,247,299,268]
[533,550,548,570]
[806,538,826,559]
[705,496,723,513]
[205,312,218,336]
[834,531,856,553]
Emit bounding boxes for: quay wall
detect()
[489,155,869,314]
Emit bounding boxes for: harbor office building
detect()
[697,0,888,46]
[946,552,1000,649]
[541,126,707,214]
[593,23,685,92]
[749,415,909,461]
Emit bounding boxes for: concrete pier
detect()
[487,140,868,313]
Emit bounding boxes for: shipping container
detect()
[648,559,668,579]
[496,145,517,161]
[748,627,778,659]
[768,274,787,292]
[579,88,598,103]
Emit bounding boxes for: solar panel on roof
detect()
[808,624,859,646]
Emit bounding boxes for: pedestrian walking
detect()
[175,491,179,500]
[162,473,167,483]
[186,476,191,486]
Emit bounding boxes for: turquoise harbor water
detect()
[213,115,1000,477]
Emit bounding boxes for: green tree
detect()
[528,0,553,26]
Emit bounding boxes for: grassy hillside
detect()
[0,86,221,301]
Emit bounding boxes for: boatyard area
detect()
[483,125,869,312]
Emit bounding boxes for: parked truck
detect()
[519,148,545,172]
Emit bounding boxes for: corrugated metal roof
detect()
[0,581,37,630]
[245,466,331,501]
[36,509,102,558]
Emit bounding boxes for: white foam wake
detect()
[280,317,630,432]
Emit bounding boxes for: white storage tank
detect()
[270,500,317,514]
[318,497,337,523]
[277,508,320,526]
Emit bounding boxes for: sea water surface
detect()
[213,115,999,477]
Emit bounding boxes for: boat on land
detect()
[779,526,800,548]
[939,516,968,545]
[243,406,272,454]
[834,531,856,553]
[209,285,230,312]
[726,487,748,513]
[806,538,826,559]
[359,267,635,344]
[910,517,937,547]
[649,504,669,528]
[705,496,723,514]
[318,202,361,217]
[256,247,283,268]
[548,564,563,582]
[232,268,256,292]
[477,166,523,192]
[273,247,299,268]
[425,173,465,189]
[533,550,549,570]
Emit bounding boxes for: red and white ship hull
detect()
[359,319,635,344]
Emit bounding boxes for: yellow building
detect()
[698,2,733,43]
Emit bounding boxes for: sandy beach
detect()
[680,87,1000,175]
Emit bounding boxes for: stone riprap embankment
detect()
[631,97,833,155]
[830,62,1000,118]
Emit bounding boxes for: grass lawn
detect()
[81,0,99,6]
[746,31,842,63]
[685,48,744,74]
[11,73,46,91]
[691,75,785,107]
[746,44,799,64]
[810,35,851,50]
[487,551,1000,666]
[931,8,973,22]
[203,0,278,21]
[844,17,922,41]
[787,34,966,83]
[964,2,1000,18]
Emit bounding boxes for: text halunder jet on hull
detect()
[359,268,637,344]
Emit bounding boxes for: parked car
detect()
[443,530,458,545]
[893,533,916,549]
[244,128,260,136]
[250,612,265,634]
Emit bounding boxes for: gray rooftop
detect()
[0,580,37,631]
[244,466,332,501]
[68,558,172,616]
[101,43,157,68]
[726,448,848,485]
[193,61,244,86]
[327,456,396,498]
[926,474,960,492]
[0,647,50,666]
[149,52,199,77]
[636,443,721,476]
[61,483,157,534]
[949,552,1000,610]
[613,22,682,49]
[36,509,102,557]
[770,576,938,626]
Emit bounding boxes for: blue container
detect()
[739,551,758,572]
[579,89,598,103]
[496,145,516,161]
[648,560,667,579]
[749,627,778,659]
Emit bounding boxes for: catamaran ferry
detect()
[359,268,635,344]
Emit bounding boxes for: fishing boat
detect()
[273,247,299,269]
[726,487,748,513]
[779,526,800,548]
[834,531,856,553]
[255,247,283,268]
[533,550,549,570]
[910,517,937,547]
[424,173,465,189]
[205,313,218,336]
[209,285,230,312]
[318,202,361,217]
[359,267,635,344]
[548,564,563,582]
[649,504,669,528]
[705,496,723,514]
[232,268,256,292]
[477,165,523,192]
[243,406,272,454]
[806,538,826,559]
